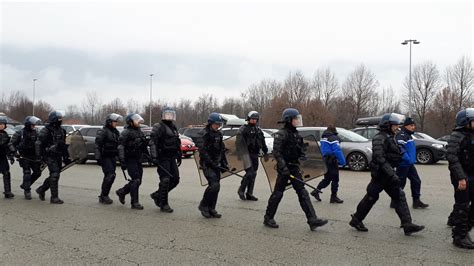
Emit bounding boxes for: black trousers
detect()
[19,157,42,192]
[353,173,412,225]
[240,153,259,195]
[201,166,221,211]
[38,156,62,198]
[155,158,180,206]
[396,165,422,199]
[317,158,340,194]
[118,158,143,204]
[1,156,11,194]
[450,177,474,239]
[265,165,319,224]
[99,156,117,197]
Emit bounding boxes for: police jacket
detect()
[447,128,474,180]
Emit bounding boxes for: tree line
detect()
[1,56,472,138]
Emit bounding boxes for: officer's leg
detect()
[408,165,428,208]
[1,158,13,198]
[238,167,250,200]
[312,159,332,201]
[199,167,220,218]
[246,155,259,200]
[49,158,63,204]
[156,160,174,212]
[291,170,328,230]
[452,178,474,248]
[351,177,383,225]
[30,161,42,186]
[128,159,143,209]
[264,173,287,228]
[99,157,116,204]
[330,164,343,203]
[19,159,33,199]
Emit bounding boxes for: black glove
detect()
[63,157,72,166]
[176,156,182,167]
[220,164,229,173]
[263,153,270,162]
[13,151,20,158]
[8,156,15,165]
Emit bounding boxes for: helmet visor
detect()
[389,113,405,125]
[130,114,144,124]
[109,113,123,122]
[162,110,176,121]
[28,116,42,125]
[293,114,303,127]
[466,108,474,121]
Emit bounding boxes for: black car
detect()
[352,116,447,164]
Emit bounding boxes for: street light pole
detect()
[149,74,154,127]
[401,39,420,117]
[32,79,38,116]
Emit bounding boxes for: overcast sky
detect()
[1,0,473,110]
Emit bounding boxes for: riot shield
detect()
[62,130,87,172]
[194,134,250,186]
[261,135,327,192]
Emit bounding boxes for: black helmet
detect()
[125,113,144,126]
[24,116,42,127]
[48,110,65,124]
[0,116,7,125]
[161,107,176,121]
[105,113,123,125]
[455,108,474,129]
[281,108,303,127]
[246,111,260,121]
[207,112,224,125]
[379,113,405,130]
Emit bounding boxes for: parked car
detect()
[297,127,373,171]
[437,135,450,142]
[180,136,198,158]
[62,124,89,134]
[352,117,447,164]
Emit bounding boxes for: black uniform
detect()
[236,123,268,200]
[264,124,326,230]
[95,124,120,202]
[0,128,14,198]
[116,125,148,208]
[149,120,181,212]
[197,126,228,218]
[9,127,43,199]
[350,129,423,234]
[35,123,69,203]
[446,128,474,245]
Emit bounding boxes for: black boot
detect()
[209,209,222,218]
[131,202,144,210]
[453,234,474,249]
[198,200,211,218]
[24,190,32,200]
[310,189,322,202]
[263,215,279,228]
[98,195,113,204]
[36,186,45,201]
[246,194,258,201]
[413,198,429,209]
[116,189,126,205]
[349,214,368,232]
[159,186,173,213]
[402,223,425,236]
[390,199,396,209]
[150,191,161,207]
[245,178,258,201]
[308,218,328,231]
[161,204,174,213]
[3,172,14,199]
[330,193,343,204]
[237,182,246,201]
[50,176,63,204]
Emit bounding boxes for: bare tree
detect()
[311,67,339,108]
[404,62,441,130]
[342,64,380,126]
[283,71,312,106]
[81,91,102,124]
[378,87,401,114]
[445,56,474,109]
[193,94,219,124]
[430,86,459,136]
[241,79,283,112]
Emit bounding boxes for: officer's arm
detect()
[220,139,229,167]
[117,131,128,163]
[61,129,70,160]
[35,128,48,158]
[446,132,467,181]
[259,129,269,154]
[332,139,346,166]
[94,129,105,160]
[396,133,410,163]
[273,131,289,173]
[372,135,395,177]
[235,126,246,155]
[196,131,212,164]
[148,125,161,160]
[8,131,21,154]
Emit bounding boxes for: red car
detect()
[180,136,197,158]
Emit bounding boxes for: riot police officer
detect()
[115,113,148,210]
[197,113,229,218]
[446,108,474,249]
[310,125,346,203]
[263,108,328,231]
[236,111,268,201]
[349,113,425,235]
[9,116,43,200]
[0,116,14,198]
[95,113,123,204]
[35,111,71,204]
[149,107,182,213]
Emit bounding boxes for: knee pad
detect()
[270,191,283,201]
[161,177,171,186]
[208,182,220,193]
[50,172,60,181]
[105,173,116,183]
[366,194,379,204]
[3,171,11,179]
[297,188,310,200]
[23,169,32,176]
[130,178,141,187]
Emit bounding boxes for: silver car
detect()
[297,127,373,171]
